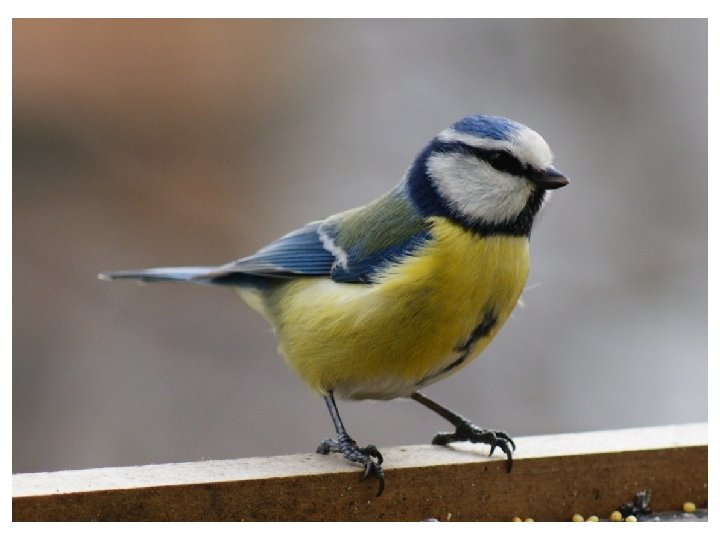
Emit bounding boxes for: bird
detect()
[100,114,568,496]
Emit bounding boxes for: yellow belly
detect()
[238,217,529,399]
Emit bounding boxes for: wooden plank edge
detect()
[13,422,707,521]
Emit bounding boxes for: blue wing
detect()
[220,222,336,278]
[208,187,431,285]
[100,188,431,287]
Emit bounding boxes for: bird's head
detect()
[405,115,569,236]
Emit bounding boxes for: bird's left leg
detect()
[410,391,515,472]
[316,392,385,496]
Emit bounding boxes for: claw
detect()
[375,471,385,497]
[495,430,516,452]
[410,392,514,474]
[316,436,385,496]
[318,394,385,495]
[365,444,383,465]
[431,422,515,472]
[316,438,335,455]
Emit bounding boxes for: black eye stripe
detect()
[469,148,526,176]
[433,141,543,180]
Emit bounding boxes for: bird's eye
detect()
[463,144,526,176]
[487,151,515,171]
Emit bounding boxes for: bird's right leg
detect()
[316,392,385,496]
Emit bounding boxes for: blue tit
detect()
[100,114,569,496]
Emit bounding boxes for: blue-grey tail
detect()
[98,267,218,284]
[98,265,278,288]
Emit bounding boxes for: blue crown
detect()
[450,115,522,141]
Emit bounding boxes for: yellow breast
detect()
[239,217,529,399]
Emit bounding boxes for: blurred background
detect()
[13,19,707,474]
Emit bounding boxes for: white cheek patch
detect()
[438,126,554,171]
[427,152,534,224]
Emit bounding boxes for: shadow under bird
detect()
[100,114,569,496]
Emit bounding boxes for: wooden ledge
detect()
[12,423,707,521]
